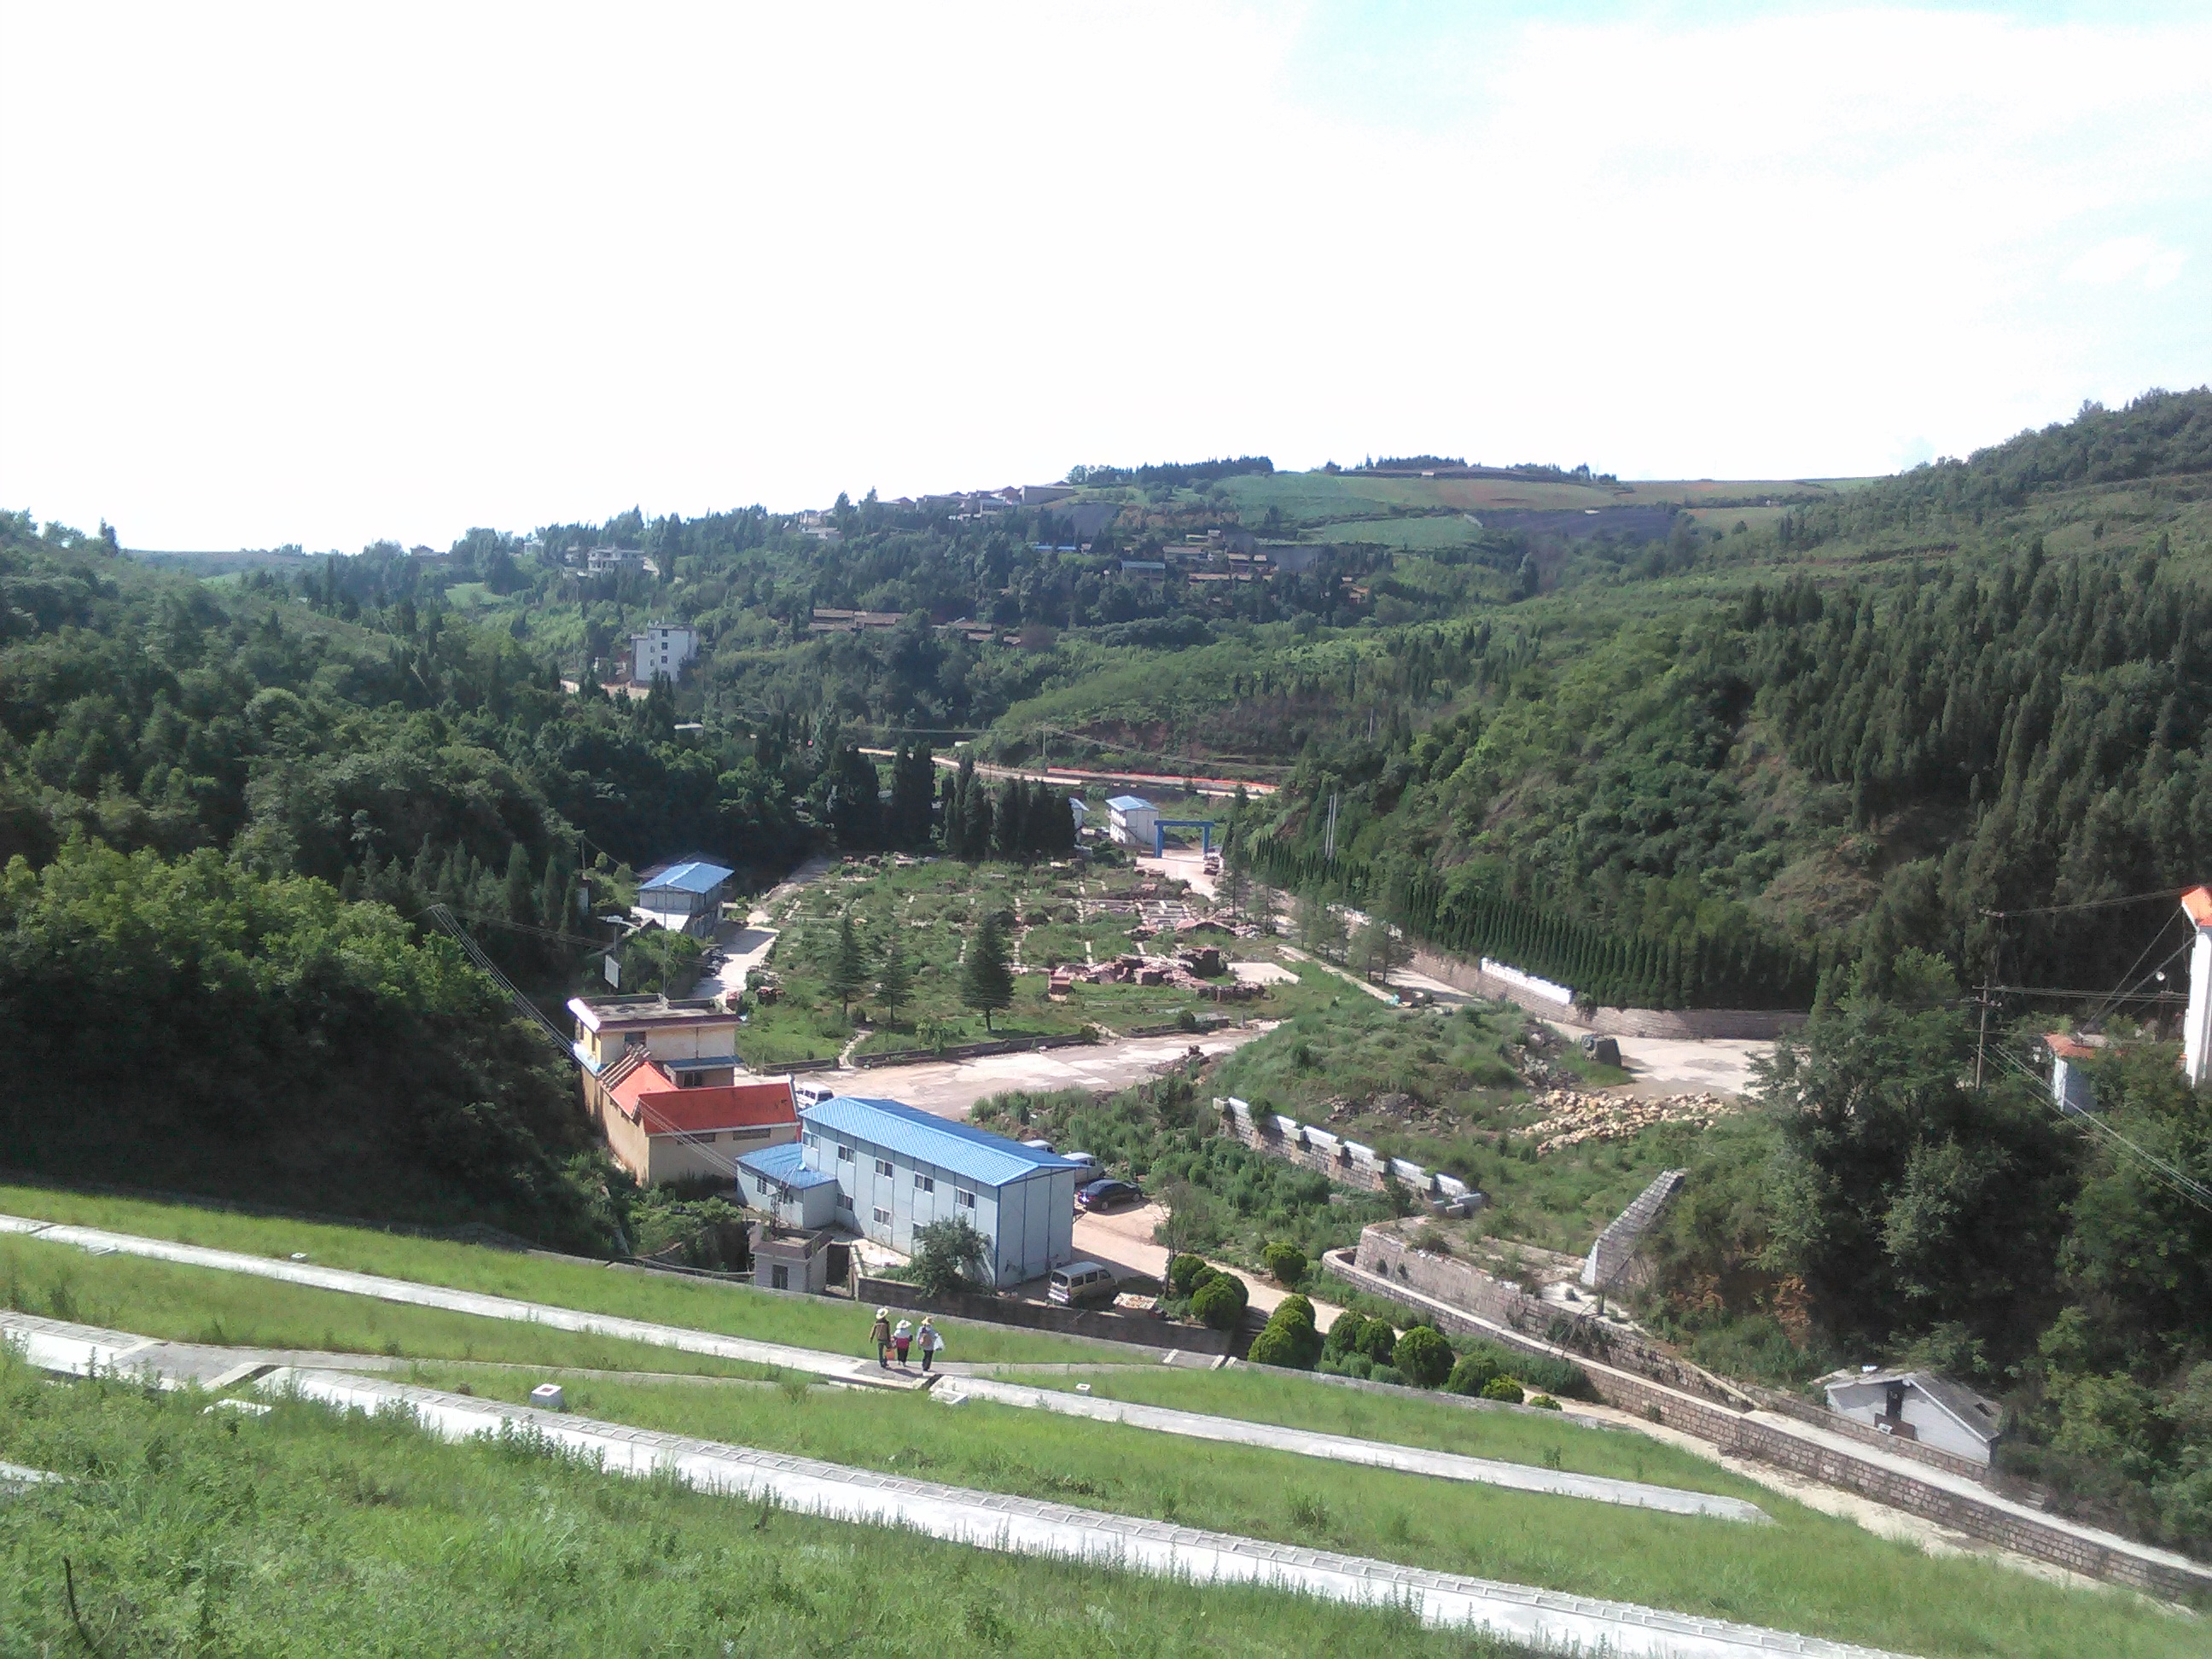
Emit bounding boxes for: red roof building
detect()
[599,1057,799,1185]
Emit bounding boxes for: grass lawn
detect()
[386,1365,2203,1657]
[0,1356,1538,1657]
[0,1185,1141,1366]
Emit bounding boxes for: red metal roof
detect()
[2183,887,2212,928]
[610,1063,796,1138]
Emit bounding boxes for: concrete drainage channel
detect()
[2,1317,1901,1659]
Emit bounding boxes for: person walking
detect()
[870,1307,893,1367]
[917,1317,943,1374]
[892,1318,913,1366]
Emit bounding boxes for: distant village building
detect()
[1821,1369,2003,1466]
[587,546,645,576]
[632,859,734,936]
[1107,795,1158,850]
[809,607,904,632]
[631,621,698,685]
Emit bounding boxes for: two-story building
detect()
[794,1095,1081,1286]
[1107,795,1158,850]
[633,859,733,937]
[566,993,797,1185]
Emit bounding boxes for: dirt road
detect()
[849,1025,1269,1120]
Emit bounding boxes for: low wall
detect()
[855,1274,1240,1356]
[1326,1249,2212,1604]
[850,1031,1100,1069]
[1216,1098,1478,1211]
[1406,950,1807,1041]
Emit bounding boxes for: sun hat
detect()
[876,1307,890,1318]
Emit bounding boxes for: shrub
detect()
[1529,1394,1562,1411]
[1248,1293,1322,1370]
[1322,1312,1368,1360]
[1263,1242,1307,1285]
[1167,1254,1208,1295]
[1355,1319,1398,1366]
[1392,1325,1452,1388]
[908,1217,992,1298]
[1481,1376,1525,1404]
[1320,1352,1373,1381]
[1190,1272,1249,1330]
[1271,1294,1316,1334]
[1445,1351,1499,1397]
[1371,1365,1408,1387]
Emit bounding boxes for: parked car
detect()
[1075,1178,1142,1212]
[1047,1260,1118,1306]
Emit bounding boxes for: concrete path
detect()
[938,1376,1767,1523]
[0,1215,928,1391]
[0,1308,1877,1659]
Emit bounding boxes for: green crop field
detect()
[0,1353,1542,1657]
[382,1364,2201,1658]
[0,1185,1139,1366]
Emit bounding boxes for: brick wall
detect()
[1327,1249,2212,1603]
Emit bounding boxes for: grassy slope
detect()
[394,1365,2201,1657]
[0,1357,1534,1658]
[0,1185,1138,1366]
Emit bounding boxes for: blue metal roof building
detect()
[797,1096,1080,1285]
[635,859,735,937]
[737,1139,839,1231]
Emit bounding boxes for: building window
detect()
[836,1195,853,1210]
[873,1207,891,1225]
[803,1132,818,1150]
[874,1157,894,1179]
[956,1189,975,1208]
[913,1174,934,1194]
[836,1144,854,1163]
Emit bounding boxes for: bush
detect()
[1248,1293,1323,1371]
[909,1217,992,1298]
[1445,1351,1500,1397]
[1271,1294,1315,1334]
[1190,1272,1249,1330]
[1355,1319,1397,1366]
[1322,1312,1369,1360]
[1371,1365,1408,1388]
[1529,1394,1562,1411]
[1320,1351,1373,1381]
[1481,1376,1526,1404]
[1392,1325,1453,1388]
[1167,1254,1208,1295]
[1262,1242,1307,1284]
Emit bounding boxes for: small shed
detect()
[753,1225,834,1294]
[1822,1369,2003,1465]
[738,1139,839,1230]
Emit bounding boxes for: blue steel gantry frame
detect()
[1152,819,1214,855]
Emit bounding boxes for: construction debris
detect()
[1515,1090,1741,1155]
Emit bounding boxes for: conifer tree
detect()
[826,911,868,1017]
[876,933,914,1024]
[961,911,1015,1031]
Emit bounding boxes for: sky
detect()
[1,2,2206,551]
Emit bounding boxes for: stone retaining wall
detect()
[1406,950,1807,1041]
[1327,1249,2212,1604]
[850,1031,1100,1069]
[1216,1097,1477,1211]
[855,1274,1240,1356]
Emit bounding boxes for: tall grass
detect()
[0,1355,1536,1657]
[0,1184,1137,1365]
[393,1364,2205,1658]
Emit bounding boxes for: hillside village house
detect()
[630,621,698,685]
[1107,795,1158,849]
[568,994,797,1185]
[632,859,733,936]
[1822,1368,2003,1466]
[795,1095,1082,1285]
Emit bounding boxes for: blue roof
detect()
[640,860,735,897]
[801,1096,1082,1188]
[737,1140,836,1190]
[1107,795,1154,812]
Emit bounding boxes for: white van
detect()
[1047,1260,1117,1306]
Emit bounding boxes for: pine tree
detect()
[876,934,915,1024]
[504,843,535,926]
[960,911,1015,1031]
[826,911,868,1017]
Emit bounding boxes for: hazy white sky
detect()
[2,3,2206,550]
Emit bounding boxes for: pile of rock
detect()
[1515,1089,1738,1155]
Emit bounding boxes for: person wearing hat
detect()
[892,1317,914,1366]
[917,1316,944,1373]
[870,1307,892,1367]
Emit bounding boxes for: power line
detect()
[1984,887,2199,919]
[1990,1045,2212,1216]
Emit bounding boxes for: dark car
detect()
[1075,1178,1142,1212]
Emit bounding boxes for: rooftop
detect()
[802,1095,1082,1188]
[1822,1368,2002,1444]
[1107,795,1155,812]
[638,859,735,897]
[738,1138,838,1191]
[613,1063,797,1138]
[568,995,736,1033]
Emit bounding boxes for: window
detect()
[913,1174,934,1194]
[836,1195,853,1211]
[874,1157,894,1179]
[803,1132,818,1150]
[956,1189,976,1209]
[873,1207,892,1225]
[836,1144,853,1163]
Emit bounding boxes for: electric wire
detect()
[1990,1044,2212,1216]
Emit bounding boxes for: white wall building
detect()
[1107,795,1158,850]
[1822,1369,2002,1465]
[632,622,699,685]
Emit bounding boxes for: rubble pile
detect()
[1516,1089,1739,1155]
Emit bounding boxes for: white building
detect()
[632,621,699,685]
[1107,795,1158,850]
[796,1095,1081,1286]
[1822,1369,2002,1465]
